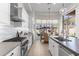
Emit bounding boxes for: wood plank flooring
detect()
[27,39,50,56]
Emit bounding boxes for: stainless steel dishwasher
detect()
[59,45,74,56]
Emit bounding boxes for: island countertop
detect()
[50,35,79,56]
[0,42,20,56]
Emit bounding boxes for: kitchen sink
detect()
[54,37,71,42]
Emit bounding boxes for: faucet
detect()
[16,31,20,37]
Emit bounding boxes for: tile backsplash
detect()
[0,25,17,42]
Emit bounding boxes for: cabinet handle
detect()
[53,45,54,47]
[60,46,62,48]
[10,53,14,56]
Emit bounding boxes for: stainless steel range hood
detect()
[11,16,24,22]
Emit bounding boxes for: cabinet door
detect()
[49,38,54,56]
[0,3,10,25]
[6,50,14,56]
[49,38,52,51]
[59,46,75,56]
[53,41,59,56]
[49,38,59,56]
[13,46,20,56]
[6,46,20,56]
[28,36,32,50]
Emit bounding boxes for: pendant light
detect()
[62,3,65,38]
[48,3,51,30]
[48,7,51,28]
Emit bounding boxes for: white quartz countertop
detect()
[0,42,20,56]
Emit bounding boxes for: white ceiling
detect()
[23,3,76,20]
[30,3,71,12]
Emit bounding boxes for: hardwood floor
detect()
[27,39,50,56]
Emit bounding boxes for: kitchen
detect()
[0,3,79,56]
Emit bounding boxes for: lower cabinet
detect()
[28,36,32,50]
[49,38,59,56]
[49,37,75,56]
[6,46,21,56]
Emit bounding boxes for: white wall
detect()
[0,3,31,42]
[0,3,10,25]
[0,26,17,42]
[0,3,17,42]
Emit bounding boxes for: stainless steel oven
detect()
[59,45,74,56]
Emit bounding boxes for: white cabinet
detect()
[53,41,59,56]
[49,37,59,56]
[6,46,20,56]
[49,38,54,55]
[28,36,32,50]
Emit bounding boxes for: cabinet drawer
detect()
[6,46,20,56]
[13,46,20,56]
[6,50,14,56]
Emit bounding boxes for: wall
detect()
[28,15,32,32]
[0,3,10,25]
[0,3,30,42]
[0,26,17,42]
[0,3,17,42]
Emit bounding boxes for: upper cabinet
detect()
[10,3,24,27]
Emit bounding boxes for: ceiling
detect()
[23,3,76,20]
[30,3,72,12]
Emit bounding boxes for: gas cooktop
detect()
[3,37,26,42]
